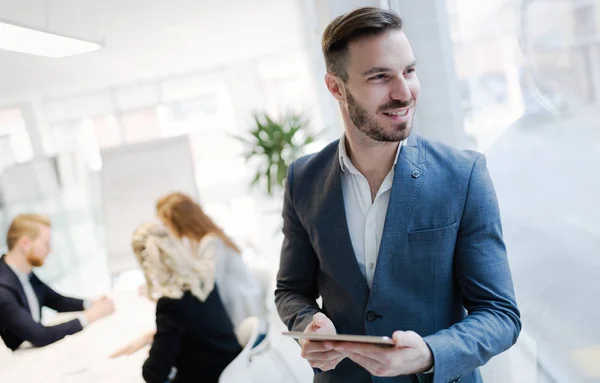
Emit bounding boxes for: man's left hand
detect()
[325,331,433,377]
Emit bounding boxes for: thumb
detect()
[312,313,326,329]
[310,312,334,333]
[392,331,420,349]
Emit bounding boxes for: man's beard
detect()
[346,89,415,142]
[27,249,45,267]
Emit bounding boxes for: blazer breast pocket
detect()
[408,222,458,243]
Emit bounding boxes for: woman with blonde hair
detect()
[131,222,241,383]
[111,193,265,359]
[155,192,264,329]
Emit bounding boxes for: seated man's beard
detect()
[27,250,45,267]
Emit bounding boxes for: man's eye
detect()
[370,74,387,80]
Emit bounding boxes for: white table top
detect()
[0,289,156,383]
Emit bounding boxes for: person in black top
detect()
[131,222,241,383]
[0,214,114,350]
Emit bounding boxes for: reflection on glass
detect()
[448,0,600,381]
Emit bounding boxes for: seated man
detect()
[0,214,115,350]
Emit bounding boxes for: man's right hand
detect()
[84,296,115,324]
[300,313,345,371]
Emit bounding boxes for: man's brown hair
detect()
[321,7,403,82]
[6,214,51,250]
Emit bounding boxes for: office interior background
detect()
[0,0,599,382]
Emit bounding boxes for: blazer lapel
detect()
[319,147,370,300]
[0,257,32,312]
[371,134,426,292]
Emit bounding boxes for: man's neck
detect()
[4,251,33,274]
[344,129,399,178]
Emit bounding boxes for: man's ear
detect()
[325,73,346,102]
[17,236,32,251]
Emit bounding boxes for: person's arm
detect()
[33,276,85,313]
[142,298,185,383]
[423,153,522,383]
[0,288,82,349]
[109,329,155,358]
[274,162,321,333]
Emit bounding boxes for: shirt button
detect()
[369,263,375,269]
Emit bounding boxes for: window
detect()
[119,107,162,144]
[91,115,121,148]
[0,108,34,167]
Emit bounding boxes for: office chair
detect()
[246,265,301,383]
[219,316,260,383]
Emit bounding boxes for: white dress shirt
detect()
[339,135,405,289]
[339,136,435,374]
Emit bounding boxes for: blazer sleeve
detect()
[33,276,85,313]
[423,153,522,383]
[274,161,321,333]
[0,286,83,349]
[142,297,185,383]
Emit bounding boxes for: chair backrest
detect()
[219,316,260,383]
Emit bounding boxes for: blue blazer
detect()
[0,256,84,350]
[275,134,521,383]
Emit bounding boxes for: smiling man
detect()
[275,7,521,383]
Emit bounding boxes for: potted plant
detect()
[234,111,320,196]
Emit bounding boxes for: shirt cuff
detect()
[83,299,92,310]
[78,313,89,328]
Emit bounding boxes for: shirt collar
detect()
[338,134,406,173]
[6,262,31,283]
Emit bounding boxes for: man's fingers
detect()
[310,354,345,371]
[302,340,333,353]
[332,341,388,360]
[311,355,345,371]
[302,349,342,362]
[343,351,386,376]
[340,349,386,368]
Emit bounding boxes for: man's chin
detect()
[387,123,412,142]
[28,258,45,267]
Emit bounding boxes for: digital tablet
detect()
[282,332,395,346]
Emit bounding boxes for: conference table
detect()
[0,289,157,383]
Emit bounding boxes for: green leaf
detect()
[251,171,262,185]
[236,109,317,196]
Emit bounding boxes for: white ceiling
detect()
[0,0,305,103]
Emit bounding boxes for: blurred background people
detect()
[111,192,265,358]
[0,214,114,350]
[131,222,241,383]
[156,192,265,330]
